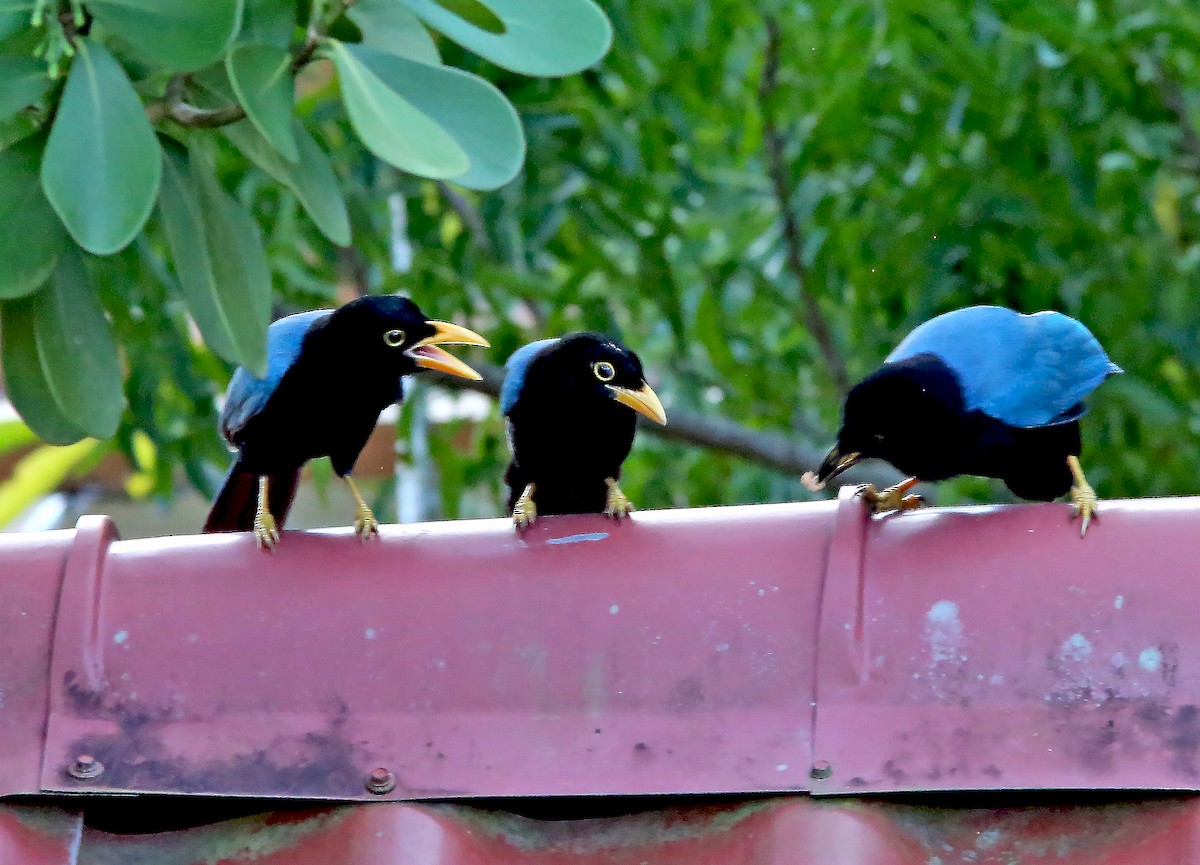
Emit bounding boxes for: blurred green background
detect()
[3,0,1199,535]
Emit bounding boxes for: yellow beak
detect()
[607,382,668,425]
[410,320,490,381]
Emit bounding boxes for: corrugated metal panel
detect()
[8,797,1200,864]
[2,490,1200,801]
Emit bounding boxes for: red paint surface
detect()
[1,490,1199,801]
[9,796,1200,864]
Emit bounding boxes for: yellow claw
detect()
[513,483,537,531]
[857,477,925,515]
[254,477,280,551]
[1067,455,1098,538]
[345,476,380,541]
[603,478,634,521]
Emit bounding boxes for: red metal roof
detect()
[7,795,1200,864]
[3,491,1200,800]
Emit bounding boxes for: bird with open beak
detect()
[500,333,667,530]
[203,295,490,549]
[805,305,1120,537]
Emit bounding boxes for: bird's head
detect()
[514,333,667,425]
[814,355,966,487]
[333,295,489,381]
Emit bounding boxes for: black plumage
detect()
[500,333,667,528]
[203,295,489,548]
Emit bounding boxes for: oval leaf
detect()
[0,136,66,298]
[194,68,350,244]
[157,141,270,375]
[0,56,50,121]
[40,40,161,255]
[399,0,611,76]
[225,118,351,244]
[32,248,125,438]
[226,42,298,162]
[322,39,470,180]
[0,295,87,444]
[348,45,523,190]
[87,0,243,72]
[239,0,294,48]
[347,0,440,64]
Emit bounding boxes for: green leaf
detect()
[157,141,270,375]
[88,0,244,72]
[0,55,49,121]
[194,68,350,244]
[40,40,161,255]
[239,0,294,47]
[226,42,298,161]
[0,297,86,444]
[225,119,351,244]
[1,248,124,443]
[0,1,33,42]
[33,249,125,438]
[347,0,440,64]
[0,137,66,298]
[346,45,523,190]
[399,0,611,76]
[322,39,470,180]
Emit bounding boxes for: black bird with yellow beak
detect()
[203,295,489,549]
[500,333,667,529]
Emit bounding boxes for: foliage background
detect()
[4,0,1200,526]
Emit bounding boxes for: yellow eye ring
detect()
[593,361,616,382]
[384,329,405,347]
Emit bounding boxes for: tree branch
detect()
[437,181,496,255]
[759,16,851,394]
[143,1,349,130]
[428,362,903,487]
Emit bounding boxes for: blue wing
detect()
[887,306,1121,427]
[221,309,331,440]
[499,338,560,416]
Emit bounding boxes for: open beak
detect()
[816,445,862,485]
[409,320,490,381]
[607,382,668,425]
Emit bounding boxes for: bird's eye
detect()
[593,361,616,382]
[384,329,405,347]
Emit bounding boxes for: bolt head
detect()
[810,760,833,780]
[69,754,104,780]
[365,768,396,795]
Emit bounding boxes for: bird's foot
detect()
[353,502,380,541]
[253,510,280,551]
[857,480,925,515]
[604,478,634,521]
[513,483,537,531]
[1069,482,1098,538]
[1066,455,1098,538]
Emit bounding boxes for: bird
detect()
[500,333,667,529]
[203,295,490,549]
[805,305,1121,536]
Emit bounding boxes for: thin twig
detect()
[143,1,350,129]
[759,16,851,394]
[428,362,903,487]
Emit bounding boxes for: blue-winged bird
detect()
[203,296,489,549]
[806,305,1120,536]
[500,333,667,529]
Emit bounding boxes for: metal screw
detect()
[365,767,396,795]
[810,760,833,781]
[68,754,104,780]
